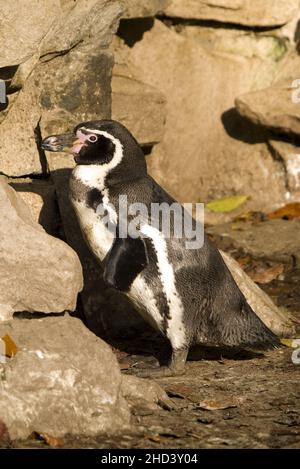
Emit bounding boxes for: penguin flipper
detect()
[103,236,148,292]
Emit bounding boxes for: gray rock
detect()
[163,0,299,27]
[121,0,170,18]
[0,178,83,321]
[0,315,130,439]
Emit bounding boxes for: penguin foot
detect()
[128,349,189,379]
[132,365,185,379]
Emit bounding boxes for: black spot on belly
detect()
[86,188,103,211]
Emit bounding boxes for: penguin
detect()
[42,120,280,377]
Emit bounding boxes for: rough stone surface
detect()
[0,0,60,67]
[40,0,122,58]
[121,0,170,18]
[220,250,296,337]
[127,20,287,210]
[0,0,122,177]
[235,83,300,137]
[163,0,300,27]
[268,139,300,194]
[9,179,60,236]
[0,315,130,439]
[0,177,83,321]
[112,62,166,145]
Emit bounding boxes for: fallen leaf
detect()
[206,195,249,213]
[30,431,64,447]
[280,338,300,348]
[268,202,300,220]
[246,264,284,284]
[198,399,238,411]
[0,334,18,358]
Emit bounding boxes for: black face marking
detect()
[74,134,116,166]
[103,236,148,292]
[86,188,103,211]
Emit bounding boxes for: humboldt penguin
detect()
[42,120,279,377]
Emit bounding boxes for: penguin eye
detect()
[88,134,98,143]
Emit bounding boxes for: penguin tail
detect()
[221,301,281,351]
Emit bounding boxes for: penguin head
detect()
[41,120,147,182]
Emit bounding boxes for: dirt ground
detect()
[4,228,300,450]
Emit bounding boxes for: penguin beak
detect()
[41,133,82,153]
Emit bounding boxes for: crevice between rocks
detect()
[34,118,49,177]
[157,15,285,33]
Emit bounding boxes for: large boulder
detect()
[0,0,122,177]
[235,84,300,137]
[163,0,300,28]
[0,178,83,321]
[0,315,130,439]
[126,20,287,210]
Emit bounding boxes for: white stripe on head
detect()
[140,224,186,350]
[73,128,124,225]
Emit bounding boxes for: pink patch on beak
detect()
[71,129,88,154]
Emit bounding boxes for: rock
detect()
[40,0,122,58]
[220,250,296,338]
[0,0,122,177]
[121,0,170,18]
[127,20,287,210]
[0,83,43,176]
[180,26,287,62]
[9,179,60,236]
[163,0,299,28]
[0,0,60,67]
[0,315,130,439]
[208,219,300,266]
[0,178,83,321]
[235,83,300,137]
[122,375,173,409]
[112,62,166,145]
[268,139,300,194]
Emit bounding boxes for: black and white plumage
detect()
[42,120,280,377]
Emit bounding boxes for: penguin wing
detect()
[103,236,149,292]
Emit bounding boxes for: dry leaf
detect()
[198,399,238,411]
[280,338,300,348]
[30,431,64,447]
[246,264,284,284]
[268,202,300,220]
[206,195,249,213]
[0,334,18,358]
